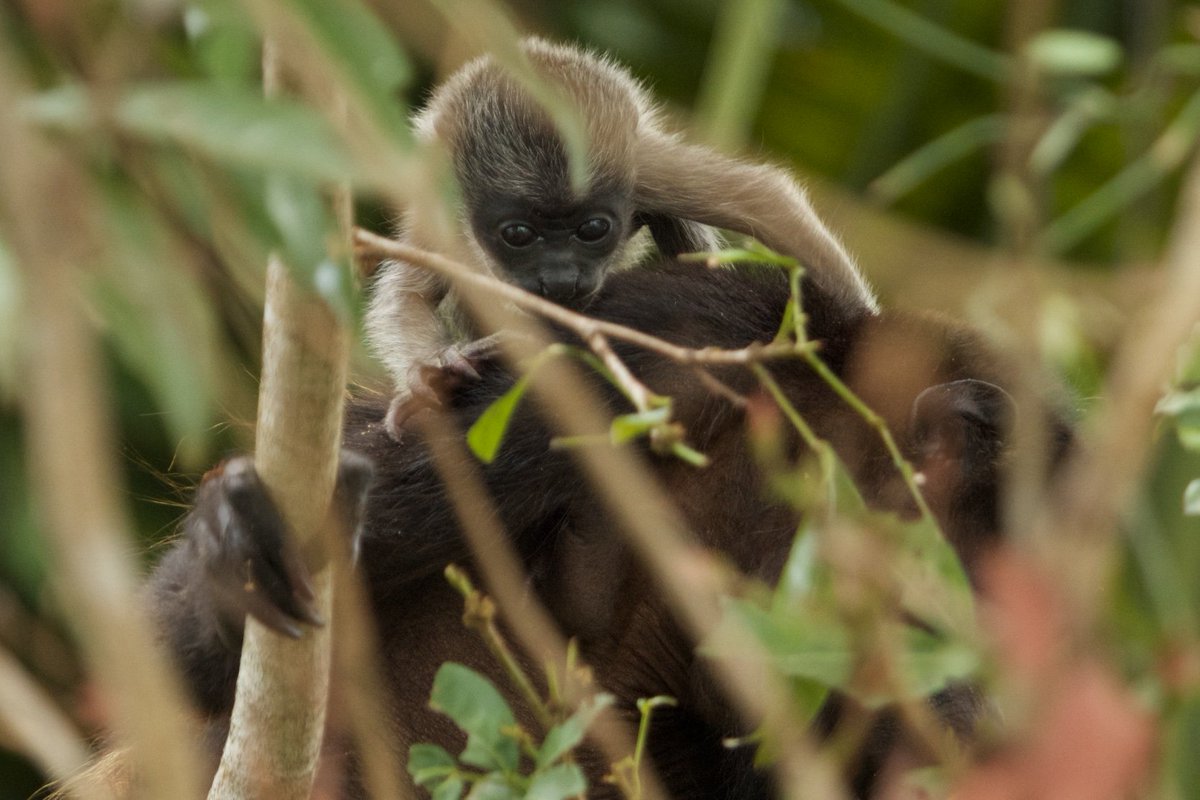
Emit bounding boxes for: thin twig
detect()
[354,229,811,369]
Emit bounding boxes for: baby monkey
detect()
[367,38,875,436]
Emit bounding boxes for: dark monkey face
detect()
[469,188,635,309]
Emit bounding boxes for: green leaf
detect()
[90,177,224,465]
[184,1,260,86]
[116,82,355,183]
[721,599,854,688]
[265,174,331,276]
[678,246,798,267]
[1169,693,1200,800]
[1158,388,1200,451]
[830,456,867,515]
[536,693,614,768]
[1185,479,1200,517]
[429,663,519,773]
[789,677,830,725]
[464,777,518,800]
[774,522,820,608]
[893,626,979,700]
[1027,30,1123,77]
[525,763,587,800]
[466,374,532,463]
[261,175,357,322]
[610,406,671,444]
[889,515,975,638]
[433,779,466,800]
[286,0,412,137]
[670,442,710,467]
[772,298,797,343]
[408,743,458,786]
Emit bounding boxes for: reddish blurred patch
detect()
[953,552,1156,800]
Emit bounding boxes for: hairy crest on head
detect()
[365,37,877,440]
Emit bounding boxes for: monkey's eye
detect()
[575,218,612,243]
[500,223,538,248]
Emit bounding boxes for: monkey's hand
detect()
[385,333,508,441]
[185,450,374,640]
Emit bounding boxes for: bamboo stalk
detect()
[207,42,350,800]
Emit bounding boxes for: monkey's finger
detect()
[219,461,324,627]
[334,450,375,562]
[239,585,307,639]
[459,331,511,361]
[250,536,324,628]
[440,348,482,382]
[409,381,443,409]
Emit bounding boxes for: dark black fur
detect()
[150,260,1061,798]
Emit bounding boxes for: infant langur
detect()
[366,38,876,437]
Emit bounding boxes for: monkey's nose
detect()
[538,271,580,304]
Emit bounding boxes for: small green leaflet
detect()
[610,407,671,444]
[467,373,532,464]
[536,694,614,768]
[429,663,520,773]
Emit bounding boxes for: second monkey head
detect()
[412,38,668,309]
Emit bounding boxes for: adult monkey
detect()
[149,258,1072,799]
[367,38,875,436]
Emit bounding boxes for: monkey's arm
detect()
[365,259,450,390]
[635,133,878,315]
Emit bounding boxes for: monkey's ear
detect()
[908,379,1014,519]
[636,212,720,257]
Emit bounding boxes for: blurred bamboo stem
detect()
[0,52,203,800]
[694,0,785,151]
[994,0,1058,543]
[0,647,111,799]
[208,42,349,800]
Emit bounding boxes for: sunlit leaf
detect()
[429,663,519,773]
[467,373,531,463]
[1028,30,1123,77]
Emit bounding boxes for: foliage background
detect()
[1,0,1199,797]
